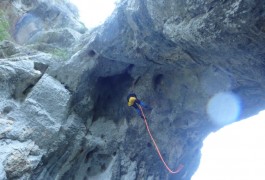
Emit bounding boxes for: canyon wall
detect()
[0,0,265,179]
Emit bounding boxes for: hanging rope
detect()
[137,104,184,174]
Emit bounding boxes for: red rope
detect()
[137,104,184,174]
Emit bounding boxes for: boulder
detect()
[1,0,265,179]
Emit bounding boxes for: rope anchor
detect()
[137,104,184,174]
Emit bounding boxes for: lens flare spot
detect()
[207,92,240,126]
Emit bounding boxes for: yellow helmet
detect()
[128,97,136,106]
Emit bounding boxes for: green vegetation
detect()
[29,43,70,61]
[0,10,10,41]
[51,48,70,60]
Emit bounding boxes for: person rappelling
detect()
[127,93,184,174]
[127,93,151,118]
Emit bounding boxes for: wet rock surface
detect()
[0,0,265,179]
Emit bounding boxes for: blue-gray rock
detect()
[1,0,265,180]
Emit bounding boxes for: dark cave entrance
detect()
[92,72,134,122]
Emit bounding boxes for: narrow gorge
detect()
[1,0,265,179]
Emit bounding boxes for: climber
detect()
[127,93,184,174]
[127,93,151,118]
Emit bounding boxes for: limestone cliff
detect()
[1,0,265,180]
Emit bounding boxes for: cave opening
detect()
[153,73,164,93]
[92,72,134,122]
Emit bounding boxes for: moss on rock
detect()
[0,10,10,41]
[51,48,70,60]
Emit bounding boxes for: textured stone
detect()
[0,0,265,180]
[0,57,42,100]
[0,140,42,180]
[0,41,20,58]
[6,74,71,148]
[25,74,70,123]
[0,118,13,139]
[29,28,81,47]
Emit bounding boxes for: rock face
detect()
[1,0,265,180]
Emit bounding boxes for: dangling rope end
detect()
[137,104,184,174]
[171,163,184,174]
